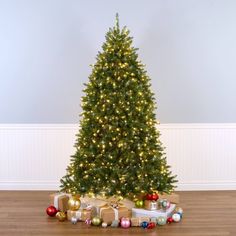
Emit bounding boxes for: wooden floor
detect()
[0,191,235,236]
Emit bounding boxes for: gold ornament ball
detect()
[68,195,81,211]
[56,211,66,222]
[135,200,144,208]
[91,216,102,226]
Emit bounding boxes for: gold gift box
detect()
[67,209,95,221]
[49,193,70,212]
[99,204,131,224]
[131,217,150,226]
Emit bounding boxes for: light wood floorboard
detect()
[0,191,235,236]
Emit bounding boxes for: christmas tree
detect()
[60,14,177,198]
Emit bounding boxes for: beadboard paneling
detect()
[0,124,236,190]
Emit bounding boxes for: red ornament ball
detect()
[147,222,156,229]
[151,193,159,201]
[145,193,153,200]
[167,217,174,224]
[46,205,57,217]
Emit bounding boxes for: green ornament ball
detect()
[135,200,144,208]
[92,216,102,226]
[157,216,167,226]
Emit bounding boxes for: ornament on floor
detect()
[56,211,66,221]
[111,220,119,227]
[157,216,166,225]
[161,199,170,210]
[167,217,174,224]
[91,216,102,226]
[172,213,181,222]
[102,222,108,228]
[175,207,183,215]
[85,218,92,225]
[46,205,58,217]
[71,216,77,224]
[147,222,156,229]
[150,217,157,224]
[141,221,149,229]
[68,195,81,211]
[135,200,144,208]
[120,217,131,228]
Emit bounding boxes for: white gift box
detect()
[132,204,176,218]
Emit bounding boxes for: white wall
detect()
[0,0,236,123]
[1,124,236,190]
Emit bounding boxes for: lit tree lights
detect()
[60,14,177,198]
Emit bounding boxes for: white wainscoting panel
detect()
[0,124,236,190]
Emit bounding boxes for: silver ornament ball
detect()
[71,216,78,224]
[102,222,108,228]
[172,213,181,222]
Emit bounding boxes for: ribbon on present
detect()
[53,193,70,210]
[99,200,126,220]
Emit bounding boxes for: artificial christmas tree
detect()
[60,14,177,198]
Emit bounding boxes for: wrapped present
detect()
[49,193,70,212]
[67,208,96,221]
[80,196,107,212]
[131,217,150,226]
[136,192,180,204]
[81,195,135,210]
[132,204,176,218]
[98,203,131,224]
[144,200,158,211]
[159,193,180,204]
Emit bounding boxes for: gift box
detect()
[136,192,180,204]
[159,193,180,204]
[49,193,70,212]
[98,204,131,224]
[132,204,176,218]
[131,217,150,226]
[67,208,96,221]
[144,200,158,211]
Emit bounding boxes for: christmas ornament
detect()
[111,220,119,227]
[120,217,131,228]
[172,213,181,222]
[167,217,174,224]
[91,216,102,226]
[141,221,149,229]
[68,195,81,211]
[175,207,183,215]
[157,216,166,226]
[151,193,159,201]
[85,218,92,225]
[102,222,108,228]
[145,194,153,200]
[71,216,77,224]
[46,205,57,217]
[147,222,156,229]
[177,212,183,218]
[135,200,144,208]
[150,217,157,223]
[56,211,66,221]
[161,199,170,210]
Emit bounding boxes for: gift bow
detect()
[99,202,125,221]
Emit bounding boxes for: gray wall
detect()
[0,0,236,123]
